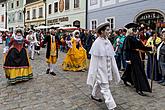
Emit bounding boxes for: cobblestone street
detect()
[0,45,165,110]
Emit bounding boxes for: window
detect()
[74,0,79,8]
[27,11,30,20]
[2,4,4,7]
[13,15,15,22]
[48,4,52,14]
[19,13,22,20]
[1,15,4,22]
[73,20,80,28]
[90,20,97,29]
[90,0,97,6]
[65,0,69,10]
[54,2,58,12]
[11,3,14,8]
[32,9,36,19]
[106,17,115,29]
[39,7,43,18]
[16,0,19,7]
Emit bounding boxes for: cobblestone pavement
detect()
[0,45,165,110]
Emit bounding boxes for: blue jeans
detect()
[115,53,126,70]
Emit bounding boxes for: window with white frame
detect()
[65,0,69,10]
[54,2,58,12]
[90,0,97,6]
[16,0,19,7]
[19,12,22,20]
[32,9,36,19]
[11,2,14,8]
[91,20,97,30]
[27,11,30,20]
[39,7,43,18]
[1,15,4,22]
[106,17,115,30]
[74,0,79,8]
[48,4,52,14]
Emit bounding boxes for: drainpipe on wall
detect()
[5,0,7,29]
[44,0,46,26]
[85,0,88,29]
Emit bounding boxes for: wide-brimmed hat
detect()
[96,22,110,33]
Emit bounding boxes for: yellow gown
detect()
[62,37,87,71]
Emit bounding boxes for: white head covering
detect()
[96,22,110,33]
[72,30,80,36]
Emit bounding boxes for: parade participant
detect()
[122,28,152,96]
[0,31,3,44]
[145,32,161,81]
[43,27,59,76]
[62,30,87,71]
[34,29,41,55]
[3,29,32,84]
[26,29,37,60]
[157,29,165,86]
[87,22,121,110]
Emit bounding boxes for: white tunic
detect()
[87,37,121,87]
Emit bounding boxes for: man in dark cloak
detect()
[121,28,152,96]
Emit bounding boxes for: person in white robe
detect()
[26,30,37,60]
[87,22,121,110]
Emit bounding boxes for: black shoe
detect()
[123,81,130,86]
[50,72,56,76]
[91,95,103,102]
[158,80,165,84]
[136,91,146,96]
[46,69,50,74]
[121,77,130,86]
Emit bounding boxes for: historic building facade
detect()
[25,0,46,29]
[88,0,165,30]
[7,0,25,32]
[0,0,6,29]
[47,0,86,28]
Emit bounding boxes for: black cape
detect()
[122,35,151,92]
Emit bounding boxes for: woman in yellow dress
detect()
[62,30,87,71]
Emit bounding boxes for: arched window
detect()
[73,20,80,28]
